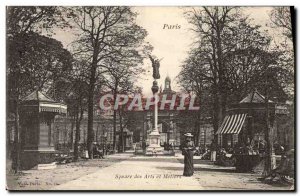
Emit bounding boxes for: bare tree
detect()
[184,7,243,137]
[270,7,293,41]
[67,6,148,157]
[181,6,291,175]
[103,54,146,152]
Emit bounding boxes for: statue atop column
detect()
[146,55,164,155]
[149,55,161,79]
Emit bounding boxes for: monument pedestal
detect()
[145,130,164,155]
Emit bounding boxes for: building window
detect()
[166,82,170,89]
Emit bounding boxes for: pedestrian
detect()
[170,143,173,151]
[182,133,195,177]
[210,139,217,162]
[92,142,104,159]
[152,147,157,157]
[142,139,146,154]
[102,144,106,156]
[92,142,98,158]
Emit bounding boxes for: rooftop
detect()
[240,90,273,103]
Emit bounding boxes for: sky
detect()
[133,7,274,95]
[53,7,276,96]
[133,7,194,95]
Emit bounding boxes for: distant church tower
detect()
[163,75,172,93]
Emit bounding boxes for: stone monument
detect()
[146,56,164,155]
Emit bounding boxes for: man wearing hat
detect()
[182,133,195,176]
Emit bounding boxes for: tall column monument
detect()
[146,55,164,155]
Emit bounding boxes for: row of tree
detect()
[7,6,152,172]
[177,7,294,174]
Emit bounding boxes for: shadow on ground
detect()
[126,157,179,163]
[157,166,235,173]
[257,177,294,187]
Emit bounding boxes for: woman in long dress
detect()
[182,133,195,176]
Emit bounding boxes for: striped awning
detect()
[216,113,247,134]
[39,102,67,114]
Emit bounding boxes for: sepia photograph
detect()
[5,6,295,191]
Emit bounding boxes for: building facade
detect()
[49,76,214,152]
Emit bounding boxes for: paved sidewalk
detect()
[51,153,292,191]
[52,155,203,190]
[7,153,133,190]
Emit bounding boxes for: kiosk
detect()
[20,90,67,169]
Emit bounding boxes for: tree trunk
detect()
[194,120,199,146]
[212,86,220,142]
[112,110,117,152]
[216,24,227,129]
[74,107,83,161]
[87,92,94,158]
[263,91,272,176]
[12,99,20,173]
[112,87,118,152]
[87,61,97,159]
[204,127,206,147]
[196,107,201,146]
[118,109,124,153]
[69,117,74,150]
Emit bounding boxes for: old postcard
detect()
[6,6,295,191]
